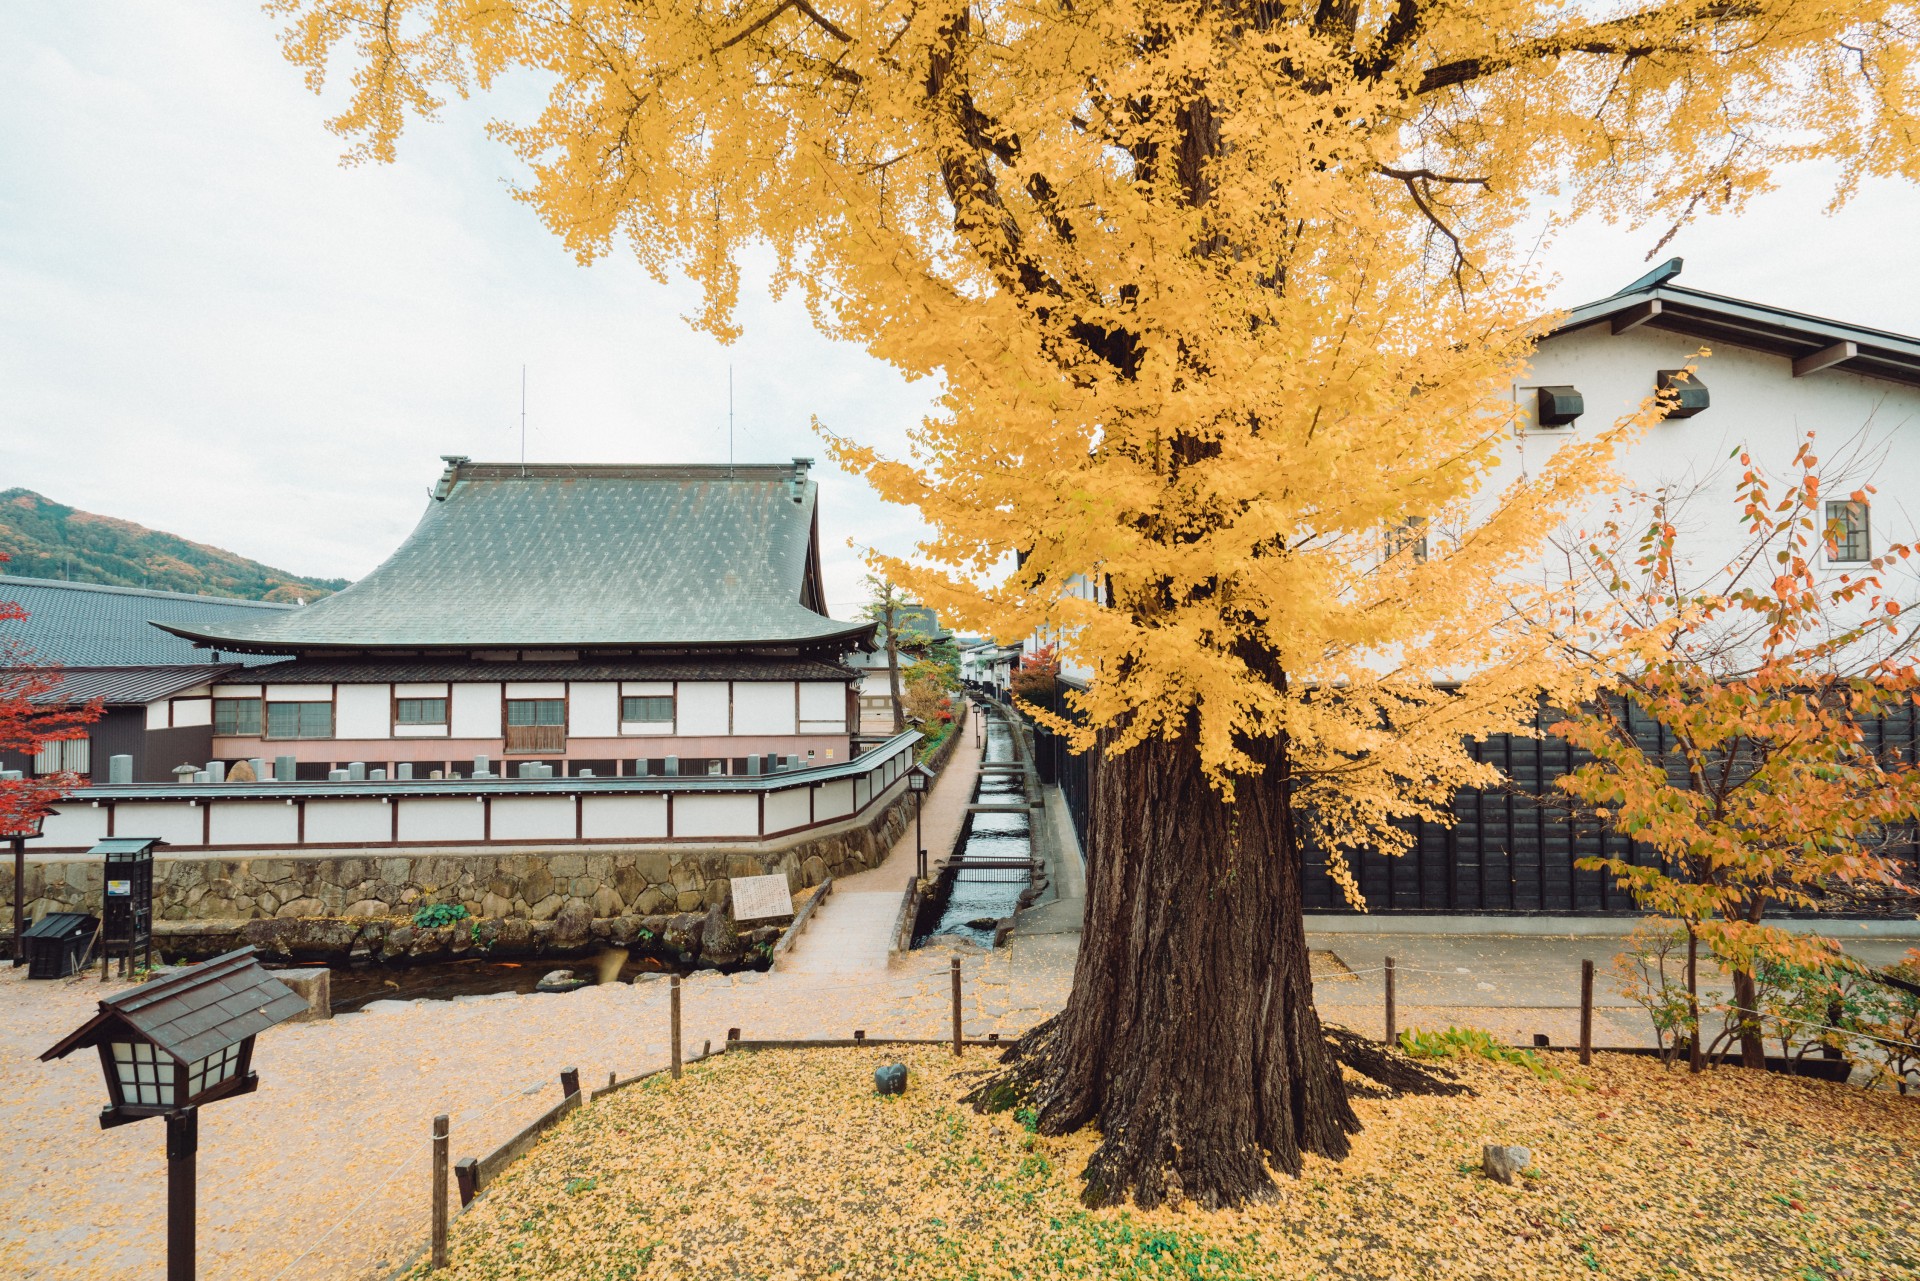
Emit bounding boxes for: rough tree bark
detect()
[978,724,1360,1209]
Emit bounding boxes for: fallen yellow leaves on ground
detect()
[412,1035,1920,1281]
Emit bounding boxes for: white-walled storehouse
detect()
[1508,259,1920,579]
[152,459,874,781]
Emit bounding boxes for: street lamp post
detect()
[40,946,306,1280]
[7,811,45,968]
[907,763,935,882]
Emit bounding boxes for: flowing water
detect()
[915,713,1034,947]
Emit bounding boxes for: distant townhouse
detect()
[0,576,293,782]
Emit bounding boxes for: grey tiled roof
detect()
[24,664,244,706]
[156,463,873,653]
[0,576,293,667]
[235,657,858,684]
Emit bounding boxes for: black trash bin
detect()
[23,913,97,979]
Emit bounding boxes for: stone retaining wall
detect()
[7,785,912,959]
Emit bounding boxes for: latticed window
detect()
[186,1043,241,1097]
[621,695,674,723]
[265,701,333,739]
[506,699,566,727]
[1384,516,1429,565]
[395,698,448,725]
[214,698,261,736]
[1827,500,1870,562]
[111,1041,176,1107]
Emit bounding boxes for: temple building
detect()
[154,458,873,781]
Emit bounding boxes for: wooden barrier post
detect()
[1579,960,1594,1067]
[560,1067,580,1098]
[430,1114,449,1270]
[951,957,963,1057]
[1384,956,1397,1045]
[670,975,683,1080]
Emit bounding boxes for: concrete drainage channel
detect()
[909,703,1049,949]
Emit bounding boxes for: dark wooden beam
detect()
[1611,299,1662,333]
[1793,340,1857,378]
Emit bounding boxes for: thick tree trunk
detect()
[987,726,1358,1209]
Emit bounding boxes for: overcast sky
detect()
[5,4,1919,619]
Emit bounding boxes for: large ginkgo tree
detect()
[274,0,1920,1207]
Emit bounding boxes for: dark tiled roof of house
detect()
[229,657,858,684]
[155,461,873,654]
[1551,258,1920,388]
[23,664,243,706]
[0,576,293,667]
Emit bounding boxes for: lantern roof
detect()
[40,946,305,1067]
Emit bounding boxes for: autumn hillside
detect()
[0,488,346,603]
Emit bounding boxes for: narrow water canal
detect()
[914,711,1034,947]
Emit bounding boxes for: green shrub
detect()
[1398,1026,1577,1083]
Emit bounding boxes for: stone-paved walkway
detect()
[779,709,985,974]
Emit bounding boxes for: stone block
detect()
[550,852,585,878]
[528,893,567,922]
[480,891,514,919]
[522,867,555,906]
[1482,1145,1530,1185]
[569,876,599,899]
[675,890,705,912]
[634,852,672,885]
[343,899,391,918]
[269,968,332,1022]
[590,885,624,917]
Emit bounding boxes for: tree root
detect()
[1323,1025,1471,1098]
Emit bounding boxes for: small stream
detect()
[296,946,736,1014]
[914,711,1034,947]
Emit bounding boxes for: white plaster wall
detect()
[569,682,619,737]
[304,800,391,844]
[265,685,332,702]
[733,681,797,735]
[112,803,205,847]
[763,787,810,833]
[505,681,568,699]
[813,778,854,821]
[677,682,731,735]
[854,775,870,809]
[490,796,576,840]
[581,794,669,839]
[673,792,759,838]
[1505,326,1920,586]
[171,698,211,728]
[398,797,485,843]
[145,702,169,731]
[450,683,503,738]
[42,804,108,848]
[211,684,262,698]
[335,684,392,739]
[395,682,449,698]
[209,802,299,846]
[798,681,847,731]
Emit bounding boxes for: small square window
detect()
[1826,501,1870,563]
[214,698,262,736]
[266,702,334,739]
[621,695,674,724]
[1384,517,1428,565]
[395,698,448,725]
[506,699,566,727]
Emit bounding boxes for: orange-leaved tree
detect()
[1550,438,1920,1070]
[276,0,1920,1205]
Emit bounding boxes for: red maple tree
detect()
[0,562,103,835]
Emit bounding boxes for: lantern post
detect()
[40,946,306,1280]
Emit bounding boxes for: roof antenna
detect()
[520,364,528,476]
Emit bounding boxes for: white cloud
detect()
[2,3,1915,622]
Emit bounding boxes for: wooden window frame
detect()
[1826,499,1871,563]
[213,698,263,738]
[263,700,335,741]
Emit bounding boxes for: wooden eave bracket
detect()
[1792,340,1857,378]
[1611,299,1662,334]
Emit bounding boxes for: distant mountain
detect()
[0,488,348,603]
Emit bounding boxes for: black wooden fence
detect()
[1000,682,1920,916]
